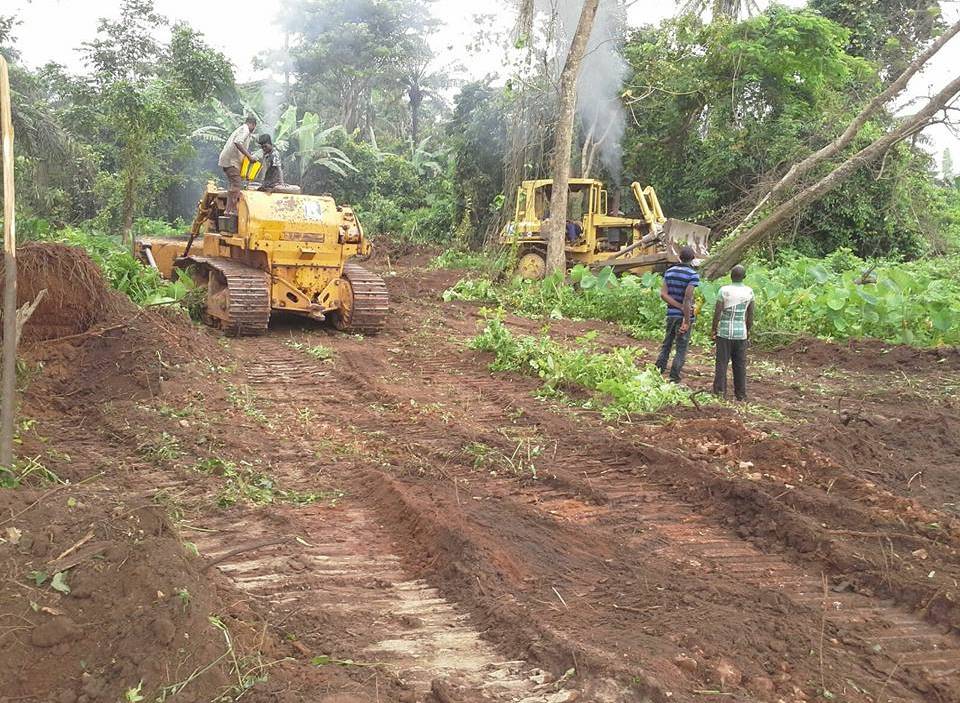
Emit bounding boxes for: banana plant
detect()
[189,92,263,145]
[408,136,447,177]
[272,105,357,182]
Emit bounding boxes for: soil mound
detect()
[1,243,118,343]
[774,336,960,372]
[4,243,220,408]
[0,487,236,703]
[21,303,219,409]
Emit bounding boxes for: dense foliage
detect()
[2,0,457,244]
[3,0,959,289]
[444,250,960,348]
[620,7,956,257]
[470,318,696,418]
[23,224,192,306]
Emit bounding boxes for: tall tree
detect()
[278,0,433,139]
[399,42,451,144]
[730,18,960,240]
[545,0,601,276]
[79,0,235,239]
[810,0,945,79]
[620,7,945,257]
[679,0,760,20]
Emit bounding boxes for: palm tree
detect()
[6,61,94,219]
[400,57,454,143]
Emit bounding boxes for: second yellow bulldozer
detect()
[136,183,388,336]
[500,178,710,279]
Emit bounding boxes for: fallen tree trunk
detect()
[726,20,960,241]
[703,73,960,278]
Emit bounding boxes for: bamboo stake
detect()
[0,55,17,469]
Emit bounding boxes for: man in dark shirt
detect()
[655,246,699,382]
[256,134,285,191]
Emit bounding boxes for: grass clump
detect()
[25,226,194,306]
[286,340,334,361]
[194,458,342,507]
[470,318,696,419]
[430,248,510,277]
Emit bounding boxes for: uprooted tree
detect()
[703,20,960,278]
[727,20,960,241]
[544,0,601,276]
[704,71,960,278]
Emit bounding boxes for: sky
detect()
[6,0,960,163]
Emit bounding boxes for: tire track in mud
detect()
[325,330,960,702]
[201,346,581,702]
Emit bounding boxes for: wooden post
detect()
[0,55,17,469]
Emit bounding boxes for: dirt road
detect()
[5,259,960,702]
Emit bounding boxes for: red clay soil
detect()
[3,254,960,703]
[1,243,117,343]
[0,486,233,703]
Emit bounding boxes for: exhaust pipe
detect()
[608,187,621,216]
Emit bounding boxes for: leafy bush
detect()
[318,129,457,245]
[470,318,697,418]
[448,252,960,348]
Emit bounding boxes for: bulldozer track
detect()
[179,256,271,336]
[338,263,389,335]
[336,349,960,701]
[187,507,581,701]
[242,339,332,386]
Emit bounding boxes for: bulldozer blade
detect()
[662,219,710,259]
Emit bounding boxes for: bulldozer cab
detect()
[513,179,604,240]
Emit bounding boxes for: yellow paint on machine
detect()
[500,178,710,280]
[136,182,386,335]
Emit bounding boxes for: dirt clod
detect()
[150,616,176,645]
[747,675,775,697]
[713,659,742,689]
[673,654,699,674]
[30,617,81,648]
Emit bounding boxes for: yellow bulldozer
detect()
[136,183,388,336]
[500,178,710,279]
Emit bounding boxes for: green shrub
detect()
[447,252,960,348]
[470,318,696,418]
[430,248,510,277]
[24,226,193,306]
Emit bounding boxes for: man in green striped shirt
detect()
[711,265,755,401]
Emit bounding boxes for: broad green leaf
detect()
[809,265,830,284]
[932,309,953,332]
[51,571,70,594]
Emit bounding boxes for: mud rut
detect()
[128,268,958,702]
[189,340,580,702]
[329,337,957,700]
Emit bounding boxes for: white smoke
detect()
[537,0,629,181]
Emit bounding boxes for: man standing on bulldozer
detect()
[219,116,258,214]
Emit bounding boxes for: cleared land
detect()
[2,248,959,703]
